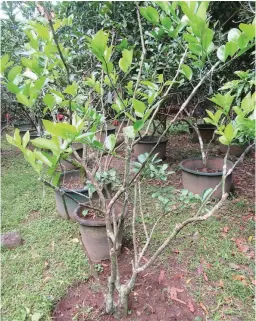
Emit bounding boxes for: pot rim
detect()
[180,157,233,177]
[73,199,128,227]
[189,124,216,130]
[136,135,168,144]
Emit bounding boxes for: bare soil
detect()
[61,179,86,190]
[52,250,204,321]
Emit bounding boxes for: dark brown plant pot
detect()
[180,157,233,199]
[189,124,216,143]
[73,200,128,262]
[54,170,112,220]
[96,126,116,143]
[133,136,168,160]
[219,143,248,157]
[55,170,89,220]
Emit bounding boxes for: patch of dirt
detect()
[52,250,205,321]
[61,179,86,190]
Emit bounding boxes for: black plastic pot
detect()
[73,200,128,262]
[180,157,233,199]
[54,170,112,220]
[133,136,168,160]
[54,170,90,220]
[189,124,216,143]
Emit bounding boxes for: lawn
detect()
[1,134,255,321]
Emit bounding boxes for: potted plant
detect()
[180,91,255,198]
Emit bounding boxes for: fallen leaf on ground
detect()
[168,287,186,304]
[235,238,254,259]
[188,299,195,313]
[199,302,208,315]
[223,226,229,233]
[233,275,246,281]
[251,280,256,285]
[158,270,165,285]
[219,279,224,288]
[197,263,203,275]
[186,278,192,284]
[203,272,208,281]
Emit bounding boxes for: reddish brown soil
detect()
[52,250,205,321]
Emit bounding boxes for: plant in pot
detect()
[180,91,255,198]
[5,2,256,319]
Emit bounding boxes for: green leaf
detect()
[202,28,214,51]
[51,172,61,187]
[31,137,60,155]
[228,28,241,43]
[7,82,20,94]
[239,23,255,40]
[132,99,146,117]
[188,43,202,56]
[43,94,55,110]
[35,23,51,41]
[34,150,52,167]
[91,30,109,61]
[7,66,22,82]
[123,126,135,138]
[64,82,77,96]
[133,120,144,131]
[156,1,170,13]
[140,6,159,24]
[217,45,226,62]
[22,131,30,148]
[23,70,38,80]
[181,64,193,80]
[224,123,234,141]
[43,120,77,140]
[161,16,172,30]
[141,81,158,90]
[104,134,116,151]
[238,33,249,49]
[119,49,133,73]
[225,42,238,58]
[34,76,47,91]
[196,1,209,21]
[219,135,229,145]
[16,93,30,107]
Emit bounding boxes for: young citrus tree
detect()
[4,1,255,318]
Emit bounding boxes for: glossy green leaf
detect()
[202,28,214,51]
[196,1,209,21]
[64,82,77,96]
[217,45,226,62]
[239,23,255,40]
[43,120,77,140]
[31,137,60,155]
[161,16,172,30]
[156,1,170,13]
[91,30,109,61]
[140,6,159,23]
[22,131,30,148]
[132,98,146,117]
[104,134,116,151]
[123,126,135,138]
[43,94,55,110]
[133,120,144,131]
[35,23,51,41]
[119,49,133,72]
[7,65,22,82]
[23,70,38,80]
[181,64,193,80]
[201,187,213,201]
[238,33,249,49]
[7,82,20,94]
[228,28,241,43]
[225,41,238,58]
[188,43,202,56]
[16,93,30,107]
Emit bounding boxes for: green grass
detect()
[1,139,255,321]
[134,185,255,321]
[1,142,90,321]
